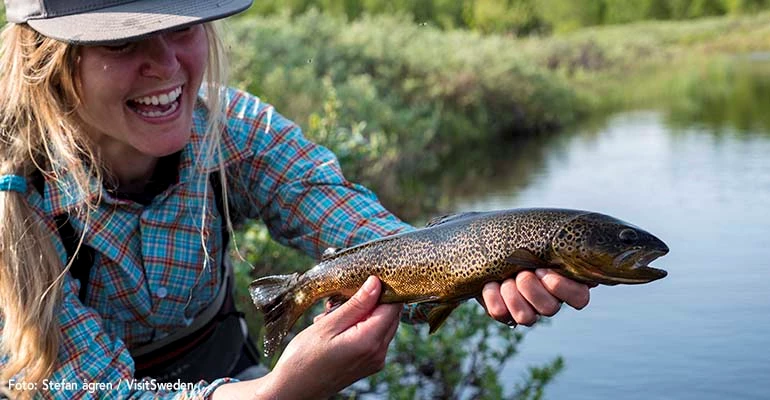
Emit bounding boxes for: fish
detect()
[249,208,669,356]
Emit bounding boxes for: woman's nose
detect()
[139,34,180,80]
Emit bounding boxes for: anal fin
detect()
[427,302,461,334]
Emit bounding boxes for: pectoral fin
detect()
[505,248,553,270]
[427,302,461,334]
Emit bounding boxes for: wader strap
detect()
[32,170,94,302]
[130,257,233,358]
[33,169,229,305]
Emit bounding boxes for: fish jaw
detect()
[617,246,668,272]
[577,248,668,285]
[618,248,668,282]
[553,244,668,285]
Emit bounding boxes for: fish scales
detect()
[300,209,579,303]
[249,208,669,356]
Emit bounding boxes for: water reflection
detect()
[666,59,770,136]
[402,116,602,222]
[448,111,770,400]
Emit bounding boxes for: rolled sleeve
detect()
[222,90,412,258]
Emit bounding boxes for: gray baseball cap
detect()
[4,0,253,44]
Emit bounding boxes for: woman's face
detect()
[76,25,209,160]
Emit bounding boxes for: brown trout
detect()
[249,208,668,356]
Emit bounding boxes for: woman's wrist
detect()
[212,374,283,400]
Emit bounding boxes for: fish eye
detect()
[619,228,638,244]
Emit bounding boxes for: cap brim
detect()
[27,0,252,45]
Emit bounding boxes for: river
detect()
[451,111,770,399]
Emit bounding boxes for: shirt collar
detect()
[42,89,253,216]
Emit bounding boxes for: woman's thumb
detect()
[325,276,381,333]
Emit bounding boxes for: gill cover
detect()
[550,212,669,285]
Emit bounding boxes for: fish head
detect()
[551,212,669,285]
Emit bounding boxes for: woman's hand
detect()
[479,269,592,326]
[253,276,401,399]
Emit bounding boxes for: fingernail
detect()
[363,276,378,294]
[535,268,548,279]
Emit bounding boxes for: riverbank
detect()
[226,11,770,219]
[518,11,770,111]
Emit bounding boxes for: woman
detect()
[0,0,591,398]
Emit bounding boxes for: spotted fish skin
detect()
[249,208,668,356]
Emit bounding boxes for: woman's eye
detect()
[102,42,134,53]
[169,26,193,36]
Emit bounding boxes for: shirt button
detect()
[156,287,168,299]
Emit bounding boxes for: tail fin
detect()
[248,273,304,357]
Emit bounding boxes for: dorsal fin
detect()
[425,212,480,228]
[321,247,339,260]
[317,230,414,262]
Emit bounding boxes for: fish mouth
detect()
[613,248,668,281]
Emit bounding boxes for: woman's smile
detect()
[127,85,184,120]
[75,25,208,183]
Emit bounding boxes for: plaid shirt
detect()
[2,87,412,399]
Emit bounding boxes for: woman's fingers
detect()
[322,276,381,334]
[318,276,401,346]
[380,304,402,343]
[330,284,401,373]
[516,271,562,317]
[500,278,539,326]
[480,281,514,324]
[535,269,591,310]
[480,269,593,327]
[347,301,402,342]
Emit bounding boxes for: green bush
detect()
[225,11,584,215]
[239,0,770,35]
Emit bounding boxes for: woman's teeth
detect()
[129,86,182,117]
[136,102,179,117]
[132,87,182,105]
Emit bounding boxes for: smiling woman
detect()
[76,24,209,189]
[0,17,234,397]
[0,0,594,399]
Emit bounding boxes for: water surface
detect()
[453,111,770,399]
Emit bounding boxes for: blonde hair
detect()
[0,22,229,397]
